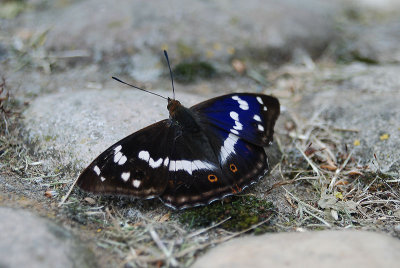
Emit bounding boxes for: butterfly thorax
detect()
[167,98,201,132]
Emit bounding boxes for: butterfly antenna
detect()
[111,76,168,100]
[163,50,175,100]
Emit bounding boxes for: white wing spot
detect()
[114,151,122,163]
[232,95,249,110]
[193,160,215,170]
[100,176,106,182]
[121,172,130,182]
[230,111,239,121]
[118,155,127,165]
[220,133,239,163]
[164,157,169,166]
[133,179,141,188]
[93,165,101,176]
[257,96,264,104]
[258,124,265,131]
[114,145,122,153]
[230,129,239,135]
[182,161,192,175]
[230,110,242,133]
[169,160,175,171]
[233,121,243,130]
[139,151,163,168]
[138,151,150,161]
[169,160,215,175]
[149,158,163,168]
[253,115,261,122]
[263,106,268,111]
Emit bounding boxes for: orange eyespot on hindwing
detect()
[229,163,238,173]
[208,174,218,183]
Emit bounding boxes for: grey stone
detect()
[193,230,400,268]
[351,0,400,12]
[22,88,203,172]
[394,224,400,234]
[341,64,400,93]
[336,0,400,65]
[17,0,341,64]
[342,19,400,64]
[0,207,96,268]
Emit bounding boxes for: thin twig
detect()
[265,179,296,195]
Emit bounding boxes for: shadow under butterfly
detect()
[77,51,280,209]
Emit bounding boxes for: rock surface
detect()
[22,88,202,172]
[15,0,341,70]
[340,19,400,64]
[0,207,96,268]
[193,230,400,268]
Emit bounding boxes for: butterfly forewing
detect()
[77,120,175,197]
[191,93,280,147]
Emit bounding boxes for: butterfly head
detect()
[167,98,182,116]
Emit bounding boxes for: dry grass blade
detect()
[186,217,231,239]
[328,151,353,191]
[58,176,79,206]
[174,215,274,259]
[302,207,331,227]
[148,226,179,267]
[296,144,321,176]
[284,188,324,215]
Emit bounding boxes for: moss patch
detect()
[173,61,216,83]
[177,195,275,233]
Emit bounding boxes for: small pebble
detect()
[84,197,96,205]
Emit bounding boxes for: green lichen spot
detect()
[177,195,276,233]
[44,135,56,142]
[177,41,195,58]
[173,61,216,83]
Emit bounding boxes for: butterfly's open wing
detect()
[160,120,270,209]
[191,93,280,146]
[77,93,280,209]
[159,93,279,209]
[77,120,176,198]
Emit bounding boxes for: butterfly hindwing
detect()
[191,93,280,146]
[160,128,228,208]
[210,126,269,190]
[160,120,269,209]
[77,120,176,198]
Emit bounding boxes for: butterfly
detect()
[77,51,280,209]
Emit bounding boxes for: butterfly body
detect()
[77,93,280,209]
